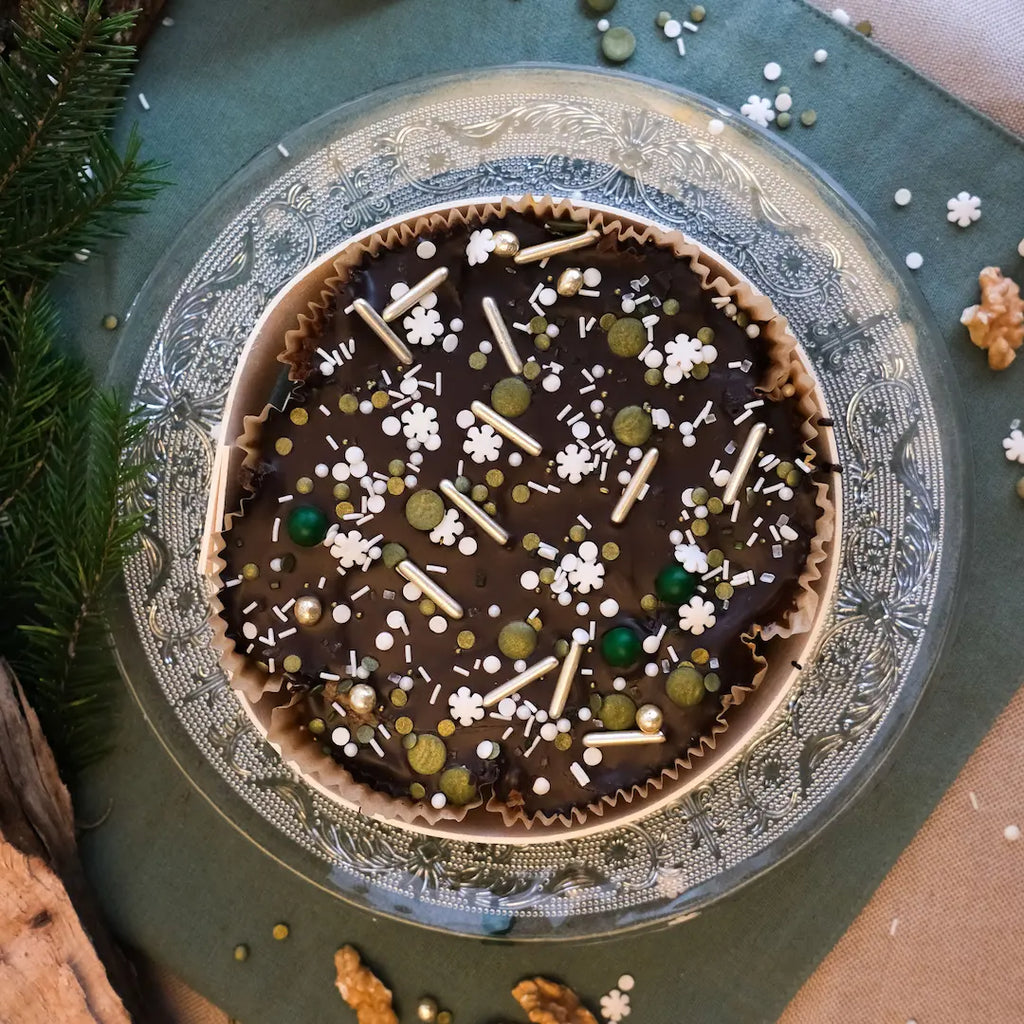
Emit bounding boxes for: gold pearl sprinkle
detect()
[371,390,390,408]
[338,393,359,414]
[289,407,308,425]
[282,654,302,673]
[456,630,476,650]
[602,542,620,561]
[512,484,531,503]
[395,716,413,734]
[333,482,350,500]
[522,532,540,551]
[640,593,657,612]
[274,437,293,456]
[569,524,587,542]
[294,595,322,626]
[539,567,556,585]
[557,266,584,296]
[296,476,314,494]
[242,562,260,580]
[418,598,436,616]
[485,468,505,488]
[691,647,710,664]
[554,732,572,751]
[272,923,289,941]
[335,501,355,517]
[390,688,408,707]
[387,477,406,495]
[437,719,456,737]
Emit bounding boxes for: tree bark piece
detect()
[0,658,147,1022]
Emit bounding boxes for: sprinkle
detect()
[325,434,339,450]
[890,917,900,937]
[426,564,447,574]
[429,683,441,704]
[272,518,280,542]
[453,665,470,676]
[369,739,385,758]
[969,791,979,810]
[351,585,370,601]
[905,251,924,271]
[514,229,600,264]
[570,762,591,786]
[1005,824,1021,842]
[894,187,912,207]
[277,142,290,158]
[813,48,828,63]
[138,92,150,110]
[763,61,782,81]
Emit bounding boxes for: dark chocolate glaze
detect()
[219,212,824,819]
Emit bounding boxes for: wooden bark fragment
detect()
[0,659,146,1023]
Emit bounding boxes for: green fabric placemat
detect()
[62,1,1024,1021]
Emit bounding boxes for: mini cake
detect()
[210,197,832,828]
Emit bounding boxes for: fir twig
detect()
[0,1,163,776]
[0,0,167,281]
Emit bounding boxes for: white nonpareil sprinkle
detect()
[663,18,682,38]
[763,61,782,81]
[905,252,923,271]
[532,776,551,795]
[814,47,828,63]
[831,8,851,26]
[597,17,610,31]
[708,117,725,135]
[894,187,912,206]
[138,93,150,110]
[618,975,635,992]
[1005,824,1022,842]
[775,93,793,113]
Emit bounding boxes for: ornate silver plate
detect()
[111,66,965,939]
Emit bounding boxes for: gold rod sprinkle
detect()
[610,448,660,524]
[481,296,523,374]
[470,400,542,457]
[352,298,413,365]
[548,640,583,718]
[583,730,666,748]
[395,559,463,619]
[513,228,601,264]
[381,267,449,323]
[482,656,560,708]
[439,479,509,545]
[722,422,768,505]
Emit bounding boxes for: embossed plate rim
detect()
[108,65,968,939]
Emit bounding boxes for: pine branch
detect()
[14,393,148,771]
[0,1,168,280]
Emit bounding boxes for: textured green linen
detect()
[62,1,1024,1022]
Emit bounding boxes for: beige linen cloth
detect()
[153,4,1024,1021]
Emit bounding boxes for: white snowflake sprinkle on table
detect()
[740,95,775,127]
[946,191,981,228]
[1003,428,1024,463]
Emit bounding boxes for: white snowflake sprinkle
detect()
[430,507,464,546]
[740,95,775,127]
[330,530,376,568]
[466,228,495,266]
[400,402,439,443]
[555,442,596,483]
[674,543,709,574]
[463,423,503,463]
[678,596,716,634]
[568,558,605,594]
[600,988,631,1022]
[1003,428,1024,463]
[448,686,485,727]
[403,305,444,345]
[665,333,705,374]
[946,191,981,228]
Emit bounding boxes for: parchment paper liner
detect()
[206,196,834,832]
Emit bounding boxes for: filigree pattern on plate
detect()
[116,69,955,938]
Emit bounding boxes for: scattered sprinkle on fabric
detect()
[763,61,782,81]
[894,188,912,206]
[946,191,981,228]
[905,252,923,271]
[740,95,775,127]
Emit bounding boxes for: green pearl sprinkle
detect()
[599,692,637,730]
[601,26,636,64]
[655,10,672,27]
[407,733,447,775]
[491,377,531,418]
[800,109,817,127]
[439,766,477,806]
[586,0,617,11]
[498,620,538,659]
[405,490,445,531]
[666,665,705,707]
[662,298,680,316]
[600,625,642,668]
[607,316,646,357]
[776,111,792,130]
[612,405,653,446]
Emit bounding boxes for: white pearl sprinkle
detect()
[575,601,590,616]
[359,400,373,414]
[483,655,501,674]
[402,582,421,601]
[708,118,725,135]
[644,662,660,677]
[516,704,532,721]
[331,726,350,746]
[571,420,591,440]
[488,604,502,618]
[520,570,540,590]
[583,267,602,287]
[430,792,447,809]
[386,610,406,629]
[514,659,526,672]
[599,598,620,617]
[596,17,609,31]
[428,615,447,634]
[578,707,593,722]
[613,676,627,691]
[540,722,558,741]
[775,93,793,113]
[539,287,558,306]
[572,627,590,645]
[814,48,828,63]
[617,470,632,485]
[894,187,912,206]
[458,536,478,556]
[477,740,495,758]
[578,541,598,561]
[583,746,603,766]
[399,675,414,691]
[381,416,401,437]
[343,741,358,757]
[618,975,635,992]
[1018,238,1024,258]
[389,282,409,300]
[590,399,604,414]
[416,240,436,259]
[332,603,351,624]
[508,451,523,467]
[591,364,605,378]
[532,777,551,795]
[713,469,732,487]
[557,592,572,606]
[905,251,923,271]
[1005,824,1022,842]
[442,333,458,352]
[498,697,517,716]
[663,18,682,38]
[763,61,782,81]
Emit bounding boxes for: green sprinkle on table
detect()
[601,26,635,64]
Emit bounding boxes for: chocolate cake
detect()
[211,199,831,828]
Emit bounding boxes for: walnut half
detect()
[961,266,1024,370]
[511,977,599,1024]
[334,946,398,1024]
